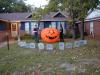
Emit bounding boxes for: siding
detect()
[94,20,100,39]
[85,19,100,39]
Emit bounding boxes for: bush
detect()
[20,34,34,40]
[65,30,73,38]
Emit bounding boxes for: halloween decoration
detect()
[41,28,60,43]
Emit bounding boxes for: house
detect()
[0,13,38,41]
[85,9,100,39]
[0,11,71,42]
[39,11,71,34]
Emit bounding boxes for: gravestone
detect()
[83,40,87,45]
[38,43,44,50]
[25,43,31,48]
[79,40,87,46]
[30,43,36,49]
[65,42,73,48]
[46,44,53,50]
[74,41,80,47]
[59,42,64,50]
[18,41,26,47]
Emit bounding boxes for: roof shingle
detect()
[0,13,33,21]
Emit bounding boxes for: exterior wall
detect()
[85,21,90,35]
[0,20,11,43]
[94,19,100,39]
[85,19,100,39]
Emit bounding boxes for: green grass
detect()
[0,39,100,75]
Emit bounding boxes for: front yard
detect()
[0,39,100,75]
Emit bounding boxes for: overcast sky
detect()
[24,0,49,8]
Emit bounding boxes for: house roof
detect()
[86,9,100,21]
[41,11,71,21]
[0,12,34,22]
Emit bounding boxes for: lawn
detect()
[0,39,100,75]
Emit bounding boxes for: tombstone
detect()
[25,43,31,48]
[30,43,36,49]
[79,40,87,46]
[46,44,53,50]
[18,41,26,47]
[65,42,73,49]
[74,41,80,47]
[83,40,87,45]
[59,42,64,50]
[38,43,44,50]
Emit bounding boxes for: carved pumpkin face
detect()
[41,28,60,43]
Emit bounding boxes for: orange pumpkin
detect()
[41,28,60,43]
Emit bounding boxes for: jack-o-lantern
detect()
[41,28,60,43]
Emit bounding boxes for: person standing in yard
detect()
[60,24,64,42]
[33,25,39,43]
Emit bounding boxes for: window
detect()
[0,23,6,31]
[25,22,29,33]
[20,22,25,30]
[51,22,56,28]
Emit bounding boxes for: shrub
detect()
[20,34,34,40]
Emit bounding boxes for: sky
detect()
[24,0,49,8]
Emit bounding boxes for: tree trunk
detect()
[72,21,76,39]
[80,18,84,40]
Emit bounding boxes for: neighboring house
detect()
[40,11,71,34]
[0,13,38,40]
[85,9,100,39]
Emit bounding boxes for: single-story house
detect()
[0,13,38,41]
[0,11,71,42]
[40,11,71,34]
[85,9,100,39]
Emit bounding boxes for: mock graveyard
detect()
[0,27,100,75]
[0,37,100,75]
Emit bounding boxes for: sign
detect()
[74,41,80,47]
[18,41,26,47]
[38,43,44,50]
[30,43,35,49]
[59,42,64,50]
[83,40,87,45]
[65,42,73,48]
[46,44,53,50]
[18,40,88,49]
[25,43,31,48]
[79,40,87,46]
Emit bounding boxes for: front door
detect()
[11,23,18,37]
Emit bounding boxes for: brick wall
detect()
[0,30,11,43]
[85,19,100,39]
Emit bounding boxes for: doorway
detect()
[11,23,18,37]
